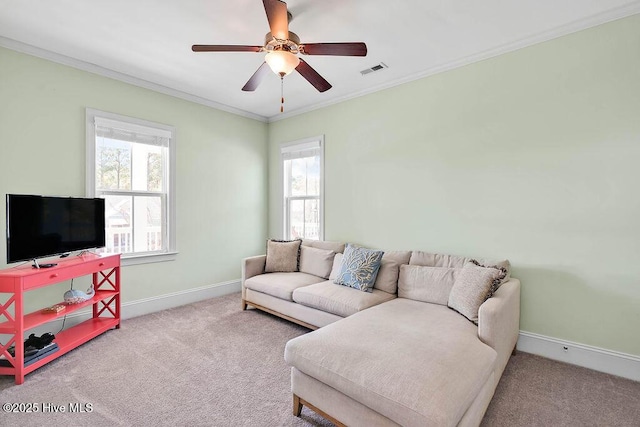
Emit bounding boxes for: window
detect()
[281,136,324,240]
[86,109,176,264]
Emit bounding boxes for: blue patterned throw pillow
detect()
[334,244,384,292]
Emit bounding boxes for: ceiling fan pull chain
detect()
[280,75,285,113]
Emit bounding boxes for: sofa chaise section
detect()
[285,278,521,427]
[285,298,498,427]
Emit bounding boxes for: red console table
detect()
[0,253,120,384]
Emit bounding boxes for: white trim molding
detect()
[3,2,640,123]
[0,36,267,123]
[269,2,640,122]
[517,331,640,382]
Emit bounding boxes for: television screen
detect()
[6,194,106,263]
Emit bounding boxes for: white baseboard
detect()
[29,279,241,336]
[517,331,640,382]
[120,279,240,319]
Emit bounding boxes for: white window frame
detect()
[280,135,325,241]
[86,108,177,266]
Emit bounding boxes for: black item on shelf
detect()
[0,343,59,367]
[24,333,55,349]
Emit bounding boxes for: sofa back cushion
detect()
[329,253,343,281]
[299,246,335,279]
[398,265,459,305]
[302,239,345,254]
[373,251,412,294]
[409,251,511,284]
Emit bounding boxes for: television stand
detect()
[0,253,120,384]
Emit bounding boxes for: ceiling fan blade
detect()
[295,59,331,93]
[192,45,263,52]
[242,62,271,92]
[300,42,368,56]
[263,0,289,40]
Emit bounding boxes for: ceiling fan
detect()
[192,0,367,111]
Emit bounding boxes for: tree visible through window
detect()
[97,141,131,189]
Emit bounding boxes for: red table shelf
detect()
[0,254,121,384]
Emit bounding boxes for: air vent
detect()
[360,62,388,76]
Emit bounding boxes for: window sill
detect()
[120,251,178,267]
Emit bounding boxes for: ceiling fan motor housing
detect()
[264,31,300,54]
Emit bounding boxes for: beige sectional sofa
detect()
[241,240,521,427]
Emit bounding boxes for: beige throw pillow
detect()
[299,246,335,279]
[264,239,301,273]
[398,265,459,305]
[447,263,506,323]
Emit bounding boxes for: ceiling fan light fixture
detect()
[265,50,300,76]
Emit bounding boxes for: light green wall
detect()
[268,15,640,356]
[2,14,639,356]
[0,47,268,312]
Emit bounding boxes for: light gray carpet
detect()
[1,293,638,426]
[483,349,640,426]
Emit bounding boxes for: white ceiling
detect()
[1,1,639,121]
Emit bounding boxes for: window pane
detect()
[147,150,163,192]
[288,156,320,197]
[133,196,163,253]
[289,199,304,239]
[131,144,164,192]
[96,137,132,190]
[103,195,132,254]
[288,198,319,240]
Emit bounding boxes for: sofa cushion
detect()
[264,239,301,273]
[334,244,384,292]
[398,265,459,305]
[409,251,464,268]
[448,263,507,323]
[243,272,325,301]
[328,253,343,281]
[299,246,335,279]
[302,239,345,254]
[409,251,511,284]
[292,281,396,317]
[373,251,412,294]
[285,299,497,427]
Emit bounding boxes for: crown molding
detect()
[0,36,268,123]
[268,3,640,122]
[2,2,639,125]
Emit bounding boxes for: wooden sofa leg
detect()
[512,345,517,356]
[293,394,303,417]
[241,299,247,311]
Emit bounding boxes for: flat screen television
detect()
[6,194,106,264]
